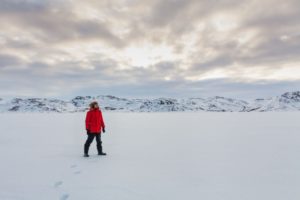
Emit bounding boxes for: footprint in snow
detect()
[70,164,77,168]
[60,193,69,200]
[54,181,63,188]
[74,170,81,175]
[70,163,82,174]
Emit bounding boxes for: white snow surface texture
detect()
[1,91,300,112]
[0,112,300,200]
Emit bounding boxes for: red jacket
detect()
[85,107,105,134]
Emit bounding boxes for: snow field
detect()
[0,112,300,200]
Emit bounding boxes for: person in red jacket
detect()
[84,101,106,157]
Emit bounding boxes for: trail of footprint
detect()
[74,170,81,174]
[54,163,81,199]
[70,164,77,168]
[60,193,69,200]
[70,163,82,174]
[55,181,70,200]
[54,181,63,188]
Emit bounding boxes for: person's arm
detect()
[100,111,105,132]
[85,111,91,132]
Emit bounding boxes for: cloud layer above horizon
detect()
[0,0,300,99]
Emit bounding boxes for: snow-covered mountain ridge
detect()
[0,91,300,112]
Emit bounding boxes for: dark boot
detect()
[96,134,106,155]
[84,144,90,157]
[97,144,106,156]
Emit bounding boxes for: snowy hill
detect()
[247,91,300,112]
[0,91,300,112]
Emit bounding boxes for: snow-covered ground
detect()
[0,112,300,200]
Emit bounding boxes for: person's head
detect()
[89,101,99,109]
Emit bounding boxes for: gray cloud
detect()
[0,0,124,47]
[145,0,192,28]
[192,54,233,72]
[0,53,23,68]
[0,0,299,99]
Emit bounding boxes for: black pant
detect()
[84,133,103,154]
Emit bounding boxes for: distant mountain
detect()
[246,91,300,112]
[0,91,299,113]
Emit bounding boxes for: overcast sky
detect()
[0,0,299,100]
